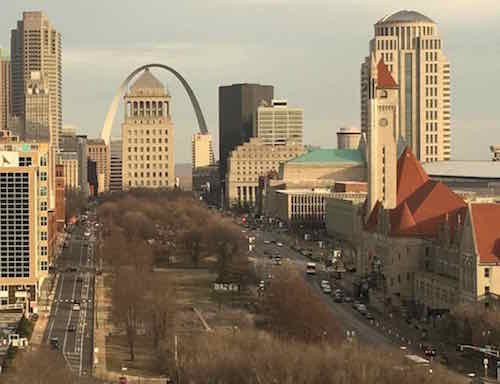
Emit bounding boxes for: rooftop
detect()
[288,148,364,164]
[422,161,500,179]
[470,203,500,264]
[130,69,165,92]
[377,10,434,24]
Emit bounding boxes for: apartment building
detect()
[255,100,303,146]
[192,133,214,168]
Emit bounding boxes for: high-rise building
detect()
[87,138,110,194]
[361,10,451,162]
[255,100,303,146]
[337,126,362,150]
[219,83,274,184]
[0,133,56,312]
[0,49,11,131]
[110,139,122,192]
[58,151,79,190]
[25,71,51,143]
[192,133,214,169]
[122,69,175,189]
[11,11,62,149]
[76,135,89,197]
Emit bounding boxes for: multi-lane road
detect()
[43,222,95,377]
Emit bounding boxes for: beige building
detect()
[87,139,110,194]
[0,133,56,311]
[0,50,11,130]
[11,11,62,149]
[58,151,79,190]
[122,69,175,189]
[255,100,303,146]
[361,10,451,162]
[225,137,305,208]
[192,132,214,168]
[110,139,122,192]
[25,71,51,143]
[267,188,367,226]
[337,127,361,150]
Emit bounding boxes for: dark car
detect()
[423,345,437,357]
[68,324,76,332]
[334,294,343,303]
[50,337,59,349]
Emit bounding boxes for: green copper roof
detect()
[289,148,364,164]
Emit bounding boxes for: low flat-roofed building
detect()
[422,160,500,201]
[265,187,367,227]
[280,148,366,188]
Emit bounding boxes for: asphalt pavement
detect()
[43,222,96,378]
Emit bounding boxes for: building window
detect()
[41,246,48,256]
[485,286,490,295]
[485,268,490,278]
[41,261,48,271]
[40,155,47,166]
[40,186,47,196]
[40,201,48,211]
[40,171,47,181]
[41,231,48,241]
[41,216,48,226]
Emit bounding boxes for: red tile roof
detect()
[470,204,500,264]
[377,58,398,89]
[365,200,382,231]
[396,147,429,205]
[366,146,467,238]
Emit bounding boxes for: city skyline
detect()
[1,1,498,163]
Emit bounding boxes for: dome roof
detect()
[377,10,434,24]
[130,69,165,92]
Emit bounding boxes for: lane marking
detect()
[46,274,65,343]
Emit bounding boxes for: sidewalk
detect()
[94,274,107,379]
[30,273,58,350]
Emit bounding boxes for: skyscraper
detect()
[87,139,110,194]
[121,69,175,189]
[25,71,51,142]
[218,83,274,183]
[11,11,62,148]
[255,99,303,146]
[361,10,451,162]
[0,49,11,131]
[192,132,214,169]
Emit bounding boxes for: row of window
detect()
[127,171,168,178]
[128,138,167,144]
[127,180,169,187]
[127,129,169,136]
[127,146,170,153]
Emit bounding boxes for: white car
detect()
[322,285,332,294]
[276,242,283,247]
[84,232,90,237]
[263,240,271,245]
[72,303,81,311]
[320,280,330,289]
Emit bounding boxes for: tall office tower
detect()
[361,10,451,162]
[219,83,274,184]
[192,132,214,168]
[25,71,51,142]
[87,139,110,194]
[255,100,303,146]
[110,139,123,192]
[0,49,11,130]
[76,135,89,197]
[11,12,62,148]
[122,69,175,189]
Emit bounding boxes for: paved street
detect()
[43,223,95,378]
[245,223,469,383]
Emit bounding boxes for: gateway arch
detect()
[101,63,208,145]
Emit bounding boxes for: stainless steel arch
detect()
[100,63,208,145]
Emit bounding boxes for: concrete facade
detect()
[361,10,451,162]
[88,139,110,194]
[192,132,214,168]
[121,69,175,189]
[11,11,62,150]
[337,127,362,150]
[225,138,305,208]
[255,100,303,146]
[58,151,79,190]
[110,139,122,192]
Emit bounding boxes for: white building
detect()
[255,100,303,146]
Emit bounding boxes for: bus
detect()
[306,262,317,275]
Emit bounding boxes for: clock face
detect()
[379,118,388,127]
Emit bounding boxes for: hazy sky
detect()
[1,0,499,163]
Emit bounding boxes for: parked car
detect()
[263,240,271,245]
[322,285,332,294]
[68,324,76,332]
[276,242,283,247]
[273,257,282,266]
[334,294,343,303]
[365,312,374,320]
[320,280,330,289]
[343,296,353,303]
